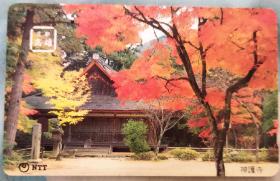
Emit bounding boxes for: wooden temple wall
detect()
[61,116,156,147]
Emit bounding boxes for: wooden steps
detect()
[62,145,112,157]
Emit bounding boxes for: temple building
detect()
[25,58,156,151]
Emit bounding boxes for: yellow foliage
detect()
[17,115,37,133]
[29,51,91,125]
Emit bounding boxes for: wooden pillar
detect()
[31,123,42,161]
[113,114,116,143]
[67,125,72,143]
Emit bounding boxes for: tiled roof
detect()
[24,94,143,111]
[24,58,146,111]
[81,95,143,110]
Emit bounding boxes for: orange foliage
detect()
[22,74,35,94]
[20,100,38,116]
[188,117,208,128]
[205,88,225,109]
[111,42,193,109]
[6,73,34,94]
[64,4,141,54]
[65,6,277,90]
[66,5,278,137]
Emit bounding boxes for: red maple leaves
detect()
[64,5,278,138]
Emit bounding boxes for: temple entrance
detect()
[63,117,129,147]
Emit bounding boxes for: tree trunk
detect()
[232,128,238,148]
[214,132,226,177]
[255,125,260,162]
[4,9,34,156]
[155,134,163,156]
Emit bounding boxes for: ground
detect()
[4,157,279,177]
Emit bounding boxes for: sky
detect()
[139,25,165,44]
[139,16,198,44]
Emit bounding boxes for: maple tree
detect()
[140,97,186,156]
[64,5,277,176]
[111,43,190,155]
[28,51,91,125]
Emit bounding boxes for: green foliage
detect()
[258,148,269,161]
[202,150,255,162]
[131,152,169,161]
[55,23,84,54]
[201,150,215,161]
[169,148,199,160]
[7,4,26,37]
[201,150,231,162]
[107,47,138,70]
[6,41,20,81]
[8,4,70,38]
[7,4,87,74]
[3,151,24,169]
[262,90,278,132]
[131,151,155,160]
[122,120,150,153]
[229,151,255,162]
[201,150,230,163]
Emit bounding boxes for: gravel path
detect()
[4,157,279,177]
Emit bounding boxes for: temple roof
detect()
[24,94,143,111]
[24,58,142,112]
[81,58,115,80]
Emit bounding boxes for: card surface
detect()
[3,3,279,177]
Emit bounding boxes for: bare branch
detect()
[223,31,262,131]
[155,76,189,92]
[152,28,160,42]
[220,8,224,25]
[230,40,245,50]
[123,6,173,38]
[185,41,200,50]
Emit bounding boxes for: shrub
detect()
[132,151,155,160]
[157,154,168,160]
[201,150,231,162]
[229,151,255,162]
[122,120,150,154]
[202,150,215,161]
[169,148,199,160]
[201,150,255,163]
[258,148,269,161]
